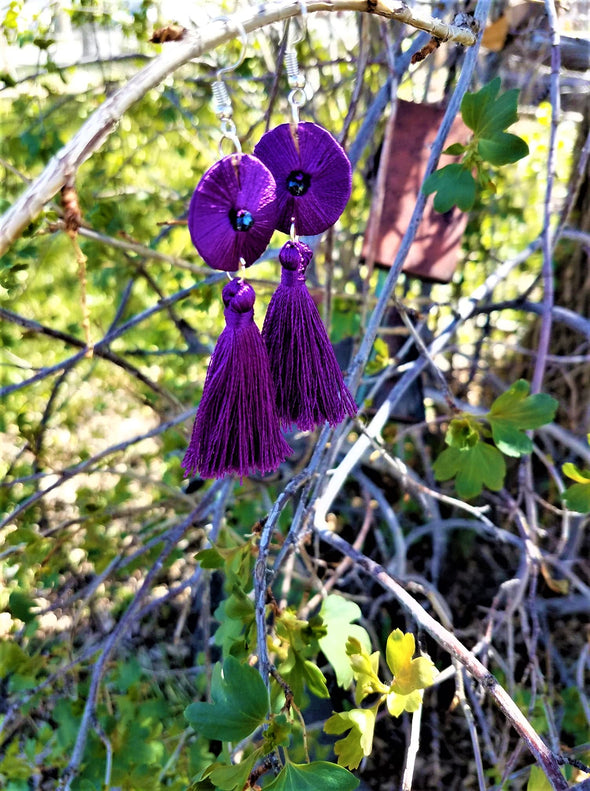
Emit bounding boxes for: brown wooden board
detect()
[362,100,470,283]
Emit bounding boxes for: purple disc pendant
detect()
[188,154,278,272]
[182,279,292,480]
[253,122,352,236]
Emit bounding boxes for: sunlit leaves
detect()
[422,77,529,212]
[325,631,436,768]
[434,380,557,498]
[184,657,268,742]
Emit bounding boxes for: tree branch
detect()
[316,528,569,790]
[0,0,476,257]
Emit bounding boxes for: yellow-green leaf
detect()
[386,688,424,717]
[386,629,437,696]
[345,636,388,705]
[324,705,378,770]
[319,596,372,688]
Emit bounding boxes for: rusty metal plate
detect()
[363,100,470,283]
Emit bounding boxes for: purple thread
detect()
[188,154,278,272]
[253,123,352,236]
[262,241,357,431]
[182,280,292,480]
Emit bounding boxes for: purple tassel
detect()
[182,279,292,480]
[262,241,357,431]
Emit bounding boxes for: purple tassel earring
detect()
[182,62,292,479]
[252,29,357,431]
[262,239,357,431]
[182,279,292,480]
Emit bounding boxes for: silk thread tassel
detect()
[262,240,357,431]
[183,279,292,480]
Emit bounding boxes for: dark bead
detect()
[286,170,311,197]
[229,208,255,232]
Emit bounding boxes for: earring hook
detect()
[213,16,248,81]
[288,0,308,49]
[210,16,248,155]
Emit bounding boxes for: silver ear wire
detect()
[211,16,249,154]
[284,2,309,124]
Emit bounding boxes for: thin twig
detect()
[401,704,423,790]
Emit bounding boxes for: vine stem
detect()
[316,528,569,791]
[0,0,476,257]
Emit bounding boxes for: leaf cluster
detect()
[422,78,529,212]
[433,380,558,498]
[324,631,437,769]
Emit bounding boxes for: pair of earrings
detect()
[182,33,356,481]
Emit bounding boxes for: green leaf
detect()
[562,461,590,511]
[460,77,502,135]
[442,142,467,156]
[324,706,378,770]
[8,591,35,623]
[433,442,506,499]
[184,656,268,742]
[478,132,529,166]
[461,79,522,138]
[195,548,225,569]
[488,380,558,457]
[422,164,476,212]
[201,748,262,791]
[561,482,590,513]
[278,650,329,704]
[318,595,372,688]
[265,760,359,791]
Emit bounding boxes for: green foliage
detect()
[265,760,359,791]
[423,78,529,212]
[433,440,506,499]
[434,381,558,498]
[185,657,269,742]
[325,631,437,769]
[561,437,590,512]
[488,380,558,457]
[318,595,372,688]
